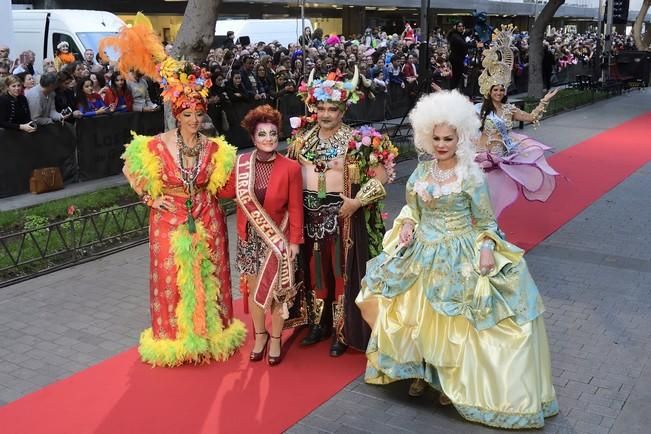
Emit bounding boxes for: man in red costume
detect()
[288,68,398,356]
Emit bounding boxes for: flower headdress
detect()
[99,13,212,117]
[297,67,362,112]
[478,25,515,98]
[158,57,212,116]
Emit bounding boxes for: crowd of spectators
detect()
[0,22,643,135]
[0,45,161,133]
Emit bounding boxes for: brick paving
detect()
[1,92,650,433]
[290,160,651,434]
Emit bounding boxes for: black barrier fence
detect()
[613,51,651,85]
[0,111,164,198]
[1,95,413,198]
[218,88,415,148]
[463,53,650,97]
[4,54,648,198]
[0,123,77,198]
[76,111,164,180]
[552,63,595,87]
[220,84,414,145]
[276,93,306,137]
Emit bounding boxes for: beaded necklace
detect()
[300,124,350,198]
[300,125,350,163]
[176,130,205,233]
[430,158,457,183]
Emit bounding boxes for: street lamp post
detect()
[604,0,614,81]
[418,0,432,92]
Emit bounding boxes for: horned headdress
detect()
[297,66,363,112]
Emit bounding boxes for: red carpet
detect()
[499,112,651,250]
[0,112,650,434]
[0,301,366,434]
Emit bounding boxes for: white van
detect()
[11,9,125,72]
[214,18,313,48]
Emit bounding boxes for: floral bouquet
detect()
[289,113,317,133]
[348,125,399,183]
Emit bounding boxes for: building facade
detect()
[11,0,649,41]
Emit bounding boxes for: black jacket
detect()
[0,94,31,130]
[226,82,251,103]
[447,30,469,62]
[222,37,235,50]
[55,88,76,112]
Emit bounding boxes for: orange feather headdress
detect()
[99,13,212,116]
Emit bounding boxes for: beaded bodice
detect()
[479,103,516,155]
[298,124,353,163]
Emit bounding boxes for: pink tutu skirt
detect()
[475,133,559,217]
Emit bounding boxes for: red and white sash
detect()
[236,151,296,314]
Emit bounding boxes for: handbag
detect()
[29,167,64,194]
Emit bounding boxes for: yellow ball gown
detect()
[356,160,558,429]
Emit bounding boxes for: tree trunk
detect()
[172,0,221,64]
[633,0,651,51]
[165,0,221,130]
[528,0,565,99]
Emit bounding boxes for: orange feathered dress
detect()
[122,133,246,367]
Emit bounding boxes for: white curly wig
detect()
[409,90,483,183]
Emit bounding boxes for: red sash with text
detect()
[236,152,296,314]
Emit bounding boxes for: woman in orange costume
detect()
[53,41,76,71]
[102,14,246,367]
[221,105,304,365]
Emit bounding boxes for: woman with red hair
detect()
[222,105,304,366]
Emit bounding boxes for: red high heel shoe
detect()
[267,335,282,366]
[250,331,269,362]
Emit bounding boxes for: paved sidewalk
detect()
[289,91,651,434]
[0,91,650,433]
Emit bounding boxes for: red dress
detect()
[221,152,306,324]
[123,133,246,367]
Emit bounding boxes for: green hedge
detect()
[0,185,139,235]
[0,184,237,282]
[522,88,609,116]
[0,205,150,277]
[0,185,237,236]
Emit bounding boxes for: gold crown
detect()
[478,25,516,98]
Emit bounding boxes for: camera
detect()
[61,107,73,117]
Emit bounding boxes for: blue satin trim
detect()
[487,111,516,152]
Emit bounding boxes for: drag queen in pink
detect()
[475,27,559,217]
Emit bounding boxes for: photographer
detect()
[447,22,469,90]
[0,75,35,132]
[207,72,229,134]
